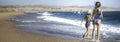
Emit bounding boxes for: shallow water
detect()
[11,11,120,40]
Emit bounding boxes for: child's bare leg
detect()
[97,21,101,40]
[92,24,96,40]
[82,32,86,38]
[82,27,88,38]
[82,26,90,38]
[86,26,90,37]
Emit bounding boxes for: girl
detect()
[81,10,92,38]
[92,1,103,41]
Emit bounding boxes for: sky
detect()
[0,0,120,8]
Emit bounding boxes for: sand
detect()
[0,12,119,42]
[0,12,83,42]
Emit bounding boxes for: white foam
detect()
[42,12,52,16]
[101,24,120,33]
[37,16,83,26]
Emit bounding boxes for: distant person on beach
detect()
[92,1,103,41]
[81,10,92,38]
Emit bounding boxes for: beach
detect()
[0,12,120,42]
[0,0,120,42]
[0,12,83,42]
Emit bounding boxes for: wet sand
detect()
[0,12,82,42]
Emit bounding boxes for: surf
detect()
[11,12,120,40]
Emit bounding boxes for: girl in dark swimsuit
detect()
[81,10,92,38]
[92,1,103,41]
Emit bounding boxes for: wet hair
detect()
[95,1,101,7]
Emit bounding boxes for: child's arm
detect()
[92,9,95,21]
[80,16,86,25]
[100,9,103,19]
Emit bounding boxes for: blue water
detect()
[10,11,120,40]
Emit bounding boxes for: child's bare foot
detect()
[96,40,100,42]
[82,35,85,38]
[92,39,95,41]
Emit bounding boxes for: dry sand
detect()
[0,12,84,42]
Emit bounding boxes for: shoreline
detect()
[0,12,82,42]
[0,12,119,42]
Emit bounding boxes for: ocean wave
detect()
[12,12,120,40]
[13,12,120,33]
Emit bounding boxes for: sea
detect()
[10,11,120,40]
